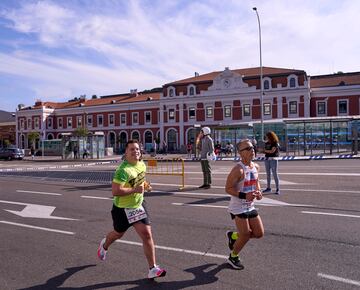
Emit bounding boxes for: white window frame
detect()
[108,113,115,126]
[47,117,53,128]
[206,106,213,118]
[263,77,272,90]
[58,117,63,129]
[289,101,297,115]
[316,101,326,116]
[97,114,104,127]
[132,112,139,125]
[34,118,39,129]
[168,86,175,97]
[263,103,271,116]
[337,99,348,115]
[120,113,126,125]
[224,105,232,118]
[188,85,196,96]
[87,115,93,127]
[243,104,251,117]
[287,74,298,88]
[67,117,72,128]
[189,107,196,119]
[20,119,25,130]
[145,111,151,124]
[27,118,32,129]
[168,108,175,121]
[77,116,82,128]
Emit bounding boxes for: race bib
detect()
[125,205,147,224]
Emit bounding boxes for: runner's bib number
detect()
[125,205,147,224]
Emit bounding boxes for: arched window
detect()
[264,80,270,90]
[47,133,54,140]
[144,130,153,152]
[131,131,140,141]
[166,129,177,152]
[108,132,116,150]
[169,88,174,97]
[290,77,296,88]
[118,132,127,153]
[189,86,195,96]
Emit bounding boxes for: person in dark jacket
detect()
[198,127,215,189]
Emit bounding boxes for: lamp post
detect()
[253,7,264,142]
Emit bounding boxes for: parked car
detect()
[0,148,25,160]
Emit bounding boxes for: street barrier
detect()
[144,157,185,189]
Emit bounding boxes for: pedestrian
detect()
[198,127,215,189]
[73,146,78,159]
[262,131,281,195]
[153,140,157,156]
[30,146,35,160]
[225,142,234,156]
[225,139,264,270]
[251,137,257,157]
[97,139,166,279]
[162,140,167,155]
[186,142,193,158]
[83,148,89,159]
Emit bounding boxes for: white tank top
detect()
[228,161,258,214]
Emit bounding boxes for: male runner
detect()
[97,139,166,279]
[225,139,264,269]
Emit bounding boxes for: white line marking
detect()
[117,240,227,259]
[188,177,303,185]
[16,190,62,196]
[185,171,360,176]
[318,273,360,286]
[172,202,227,209]
[0,220,75,235]
[302,211,360,218]
[81,195,112,200]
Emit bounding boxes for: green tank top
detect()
[112,160,146,208]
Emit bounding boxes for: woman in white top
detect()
[225,139,264,270]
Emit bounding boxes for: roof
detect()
[310,72,360,88]
[165,67,306,86]
[0,110,15,123]
[30,91,161,110]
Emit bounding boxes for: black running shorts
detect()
[230,209,259,220]
[111,201,151,233]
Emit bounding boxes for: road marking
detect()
[185,171,360,176]
[0,220,75,235]
[81,195,112,200]
[188,177,303,185]
[16,190,62,196]
[117,240,227,259]
[0,200,78,220]
[302,211,360,218]
[318,273,360,286]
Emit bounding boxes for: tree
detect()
[73,127,89,137]
[28,132,40,148]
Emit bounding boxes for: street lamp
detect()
[253,7,264,142]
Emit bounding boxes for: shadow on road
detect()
[21,263,231,289]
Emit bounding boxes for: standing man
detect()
[225,139,264,270]
[97,140,166,279]
[198,127,214,189]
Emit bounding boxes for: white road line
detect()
[16,190,62,196]
[173,202,227,209]
[318,273,360,286]
[81,195,112,200]
[117,240,227,259]
[0,220,75,235]
[302,211,360,218]
[185,171,360,176]
[188,177,303,185]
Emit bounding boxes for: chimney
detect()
[35,99,43,106]
[194,72,199,77]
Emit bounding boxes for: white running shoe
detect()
[148,265,166,279]
[97,238,107,261]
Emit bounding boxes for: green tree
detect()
[28,132,40,148]
[73,127,89,137]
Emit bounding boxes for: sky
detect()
[0,0,359,112]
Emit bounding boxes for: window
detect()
[20,119,24,129]
[169,109,175,120]
[224,105,231,118]
[338,100,348,114]
[97,115,103,127]
[77,116,82,128]
[67,117,72,128]
[87,115,93,127]
[206,106,213,118]
[34,118,39,129]
[289,101,297,114]
[47,117,53,128]
[169,88,174,97]
[145,111,151,123]
[120,113,126,125]
[109,114,115,126]
[189,107,196,119]
[132,112,138,124]
[289,77,296,88]
[264,80,270,90]
[58,117,63,128]
[264,103,271,115]
[317,102,326,115]
[27,119,32,129]
[243,104,251,117]
[189,87,195,96]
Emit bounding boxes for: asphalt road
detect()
[0,159,359,289]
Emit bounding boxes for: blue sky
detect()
[0,0,359,112]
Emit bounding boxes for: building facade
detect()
[15,67,360,153]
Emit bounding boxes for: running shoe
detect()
[275,189,280,195]
[226,231,236,250]
[262,188,271,193]
[97,238,107,261]
[227,254,244,270]
[148,265,167,279]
